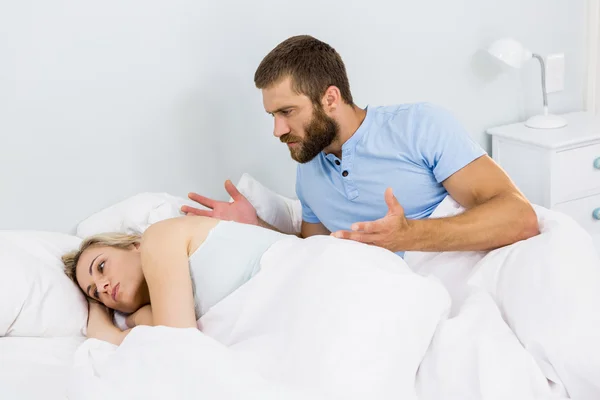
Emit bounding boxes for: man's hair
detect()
[254,35,354,106]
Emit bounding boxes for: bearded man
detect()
[183,35,539,257]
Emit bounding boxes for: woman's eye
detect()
[98,261,105,273]
[93,288,99,299]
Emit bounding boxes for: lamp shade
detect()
[487,38,533,68]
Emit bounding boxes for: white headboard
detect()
[0,0,585,233]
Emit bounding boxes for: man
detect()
[182,35,539,256]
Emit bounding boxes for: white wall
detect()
[0,0,587,233]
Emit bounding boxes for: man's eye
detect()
[281,110,291,116]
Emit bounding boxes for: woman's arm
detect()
[125,304,153,328]
[86,301,131,345]
[140,216,217,329]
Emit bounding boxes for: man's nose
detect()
[273,116,290,138]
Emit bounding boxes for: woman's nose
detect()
[97,279,110,293]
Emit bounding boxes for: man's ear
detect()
[321,85,341,113]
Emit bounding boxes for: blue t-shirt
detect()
[295,102,486,257]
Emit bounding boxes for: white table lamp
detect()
[487,38,568,129]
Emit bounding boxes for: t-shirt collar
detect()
[341,105,373,152]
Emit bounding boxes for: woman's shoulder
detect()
[144,215,219,234]
[141,216,221,255]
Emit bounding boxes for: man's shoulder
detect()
[371,102,449,121]
[363,102,441,141]
[369,102,458,139]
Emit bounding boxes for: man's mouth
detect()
[112,283,120,302]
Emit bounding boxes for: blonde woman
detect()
[63,215,288,345]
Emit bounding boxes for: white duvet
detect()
[65,197,599,400]
[69,235,450,400]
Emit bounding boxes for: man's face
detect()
[262,77,339,163]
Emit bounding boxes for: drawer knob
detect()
[594,208,600,220]
[595,157,600,169]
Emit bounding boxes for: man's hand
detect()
[331,188,411,252]
[182,180,259,225]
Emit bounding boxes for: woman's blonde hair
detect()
[62,232,142,285]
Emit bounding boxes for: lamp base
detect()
[525,114,568,129]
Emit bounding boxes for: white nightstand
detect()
[487,111,600,251]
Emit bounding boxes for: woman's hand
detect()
[87,301,130,345]
[125,304,153,328]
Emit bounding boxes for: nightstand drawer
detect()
[553,143,600,203]
[553,193,600,236]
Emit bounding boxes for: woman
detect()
[62,215,289,345]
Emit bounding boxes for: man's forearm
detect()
[403,193,539,252]
[257,217,280,232]
[257,217,302,237]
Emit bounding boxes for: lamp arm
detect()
[532,53,548,114]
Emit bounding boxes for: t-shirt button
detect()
[342,170,349,177]
[335,160,340,166]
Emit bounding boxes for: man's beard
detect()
[280,106,340,163]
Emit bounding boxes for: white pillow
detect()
[76,192,190,238]
[0,231,88,337]
[233,173,302,235]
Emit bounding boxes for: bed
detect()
[2,174,599,400]
[0,336,85,400]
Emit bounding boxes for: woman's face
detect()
[75,244,149,313]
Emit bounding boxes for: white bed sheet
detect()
[0,336,86,400]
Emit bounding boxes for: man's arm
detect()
[258,218,329,238]
[333,155,539,253]
[301,221,331,238]
[404,155,539,251]
[256,217,297,236]
[184,180,319,238]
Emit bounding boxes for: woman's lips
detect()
[112,283,119,302]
